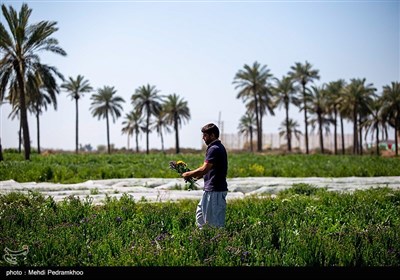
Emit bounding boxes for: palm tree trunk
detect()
[285,102,291,152]
[75,98,79,154]
[160,131,165,154]
[395,113,399,156]
[333,108,338,155]
[254,92,261,152]
[0,137,3,161]
[304,107,309,154]
[106,112,111,154]
[353,107,358,155]
[249,127,253,152]
[174,115,180,154]
[359,124,363,155]
[36,110,41,154]
[17,71,31,160]
[302,84,309,154]
[18,121,22,153]
[318,113,324,154]
[146,112,150,154]
[340,116,345,155]
[259,109,264,152]
[135,130,139,153]
[375,126,380,156]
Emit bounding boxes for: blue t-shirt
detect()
[203,140,228,192]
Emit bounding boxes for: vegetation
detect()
[0,152,399,184]
[61,75,93,154]
[90,86,125,154]
[0,3,67,160]
[1,185,399,266]
[1,152,399,267]
[1,3,398,269]
[1,3,399,162]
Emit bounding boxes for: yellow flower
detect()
[169,160,197,190]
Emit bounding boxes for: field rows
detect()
[1,176,399,204]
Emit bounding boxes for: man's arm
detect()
[182,161,213,180]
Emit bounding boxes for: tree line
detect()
[233,61,400,157]
[1,3,399,161]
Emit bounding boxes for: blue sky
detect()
[1,0,399,151]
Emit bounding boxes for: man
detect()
[182,123,228,228]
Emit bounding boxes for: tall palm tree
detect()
[152,109,171,154]
[238,111,256,152]
[251,85,276,147]
[131,84,163,154]
[29,85,59,154]
[278,118,302,151]
[0,3,66,160]
[362,97,388,156]
[163,93,191,154]
[325,79,346,155]
[233,61,273,152]
[61,75,93,154]
[288,61,320,154]
[90,86,125,154]
[308,85,333,154]
[6,64,62,155]
[381,81,400,156]
[273,75,298,152]
[338,78,376,154]
[121,110,145,153]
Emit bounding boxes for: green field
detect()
[1,152,399,267]
[1,152,399,183]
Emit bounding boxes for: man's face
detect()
[202,133,214,145]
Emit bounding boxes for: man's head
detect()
[201,123,219,145]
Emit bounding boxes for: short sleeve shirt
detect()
[203,140,228,192]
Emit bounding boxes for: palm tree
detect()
[6,64,62,155]
[381,81,400,156]
[278,118,302,151]
[29,84,59,154]
[324,79,346,155]
[288,61,320,154]
[238,111,256,152]
[121,110,145,153]
[233,61,273,152]
[362,98,388,156]
[152,109,171,154]
[338,78,376,154]
[308,85,333,154]
[0,3,66,160]
[61,75,93,154]
[273,75,298,152]
[90,86,125,154]
[249,85,276,148]
[163,93,191,154]
[131,84,163,154]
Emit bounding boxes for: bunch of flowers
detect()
[169,160,197,190]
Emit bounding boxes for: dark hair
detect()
[201,123,219,138]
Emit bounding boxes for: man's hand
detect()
[182,171,192,181]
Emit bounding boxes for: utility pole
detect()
[218,111,224,140]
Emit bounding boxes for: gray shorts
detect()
[196,191,228,228]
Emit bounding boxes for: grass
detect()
[1,186,399,267]
[1,152,399,183]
